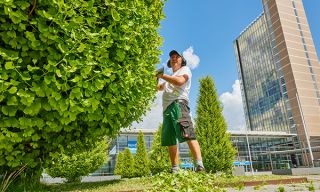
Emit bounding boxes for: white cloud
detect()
[183,47,200,69]
[131,92,163,130]
[219,80,246,131]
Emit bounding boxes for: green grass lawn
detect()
[7,171,293,192]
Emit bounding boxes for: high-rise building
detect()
[234,0,320,166]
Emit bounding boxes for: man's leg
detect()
[187,140,205,172]
[168,145,179,173]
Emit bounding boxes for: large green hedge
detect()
[0,0,164,174]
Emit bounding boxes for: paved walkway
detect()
[226,175,320,192]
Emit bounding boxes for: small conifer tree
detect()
[133,131,150,177]
[195,76,236,173]
[114,152,124,176]
[149,124,171,174]
[122,147,134,178]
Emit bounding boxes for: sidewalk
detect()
[225,175,320,192]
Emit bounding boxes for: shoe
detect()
[195,165,206,173]
[171,167,179,174]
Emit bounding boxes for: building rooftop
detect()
[234,12,264,41]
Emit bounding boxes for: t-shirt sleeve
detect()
[179,66,192,79]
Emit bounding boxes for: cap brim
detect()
[169,50,181,57]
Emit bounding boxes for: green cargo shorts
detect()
[161,100,196,146]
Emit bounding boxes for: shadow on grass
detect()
[6,179,122,192]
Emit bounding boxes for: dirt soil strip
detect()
[117,178,308,191]
[241,177,308,186]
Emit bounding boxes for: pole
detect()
[268,149,273,170]
[296,92,314,167]
[245,130,254,174]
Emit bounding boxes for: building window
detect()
[303,45,307,52]
[309,67,314,74]
[307,59,312,66]
[305,52,309,59]
[292,1,296,8]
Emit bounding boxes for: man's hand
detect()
[156,67,164,77]
[157,83,165,91]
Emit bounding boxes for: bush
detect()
[114,152,124,176]
[122,148,134,178]
[133,131,150,177]
[46,139,108,183]
[0,0,165,181]
[149,124,170,174]
[195,76,236,173]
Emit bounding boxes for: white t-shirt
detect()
[162,66,192,110]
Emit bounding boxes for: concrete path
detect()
[225,175,320,192]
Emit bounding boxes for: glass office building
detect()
[91,129,192,175]
[234,14,294,134]
[234,0,320,166]
[92,130,304,175]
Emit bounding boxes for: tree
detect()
[133,131,150,177]
[114,151,124,176]
[195,76,236,173]
[46,139,108,183]
[149,124,171,174]
[122,147,134,178]
[0,0,165,182]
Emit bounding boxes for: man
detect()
[156,50,205,173]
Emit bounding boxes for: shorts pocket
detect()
[178,120,191,139]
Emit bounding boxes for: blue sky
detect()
[132,0,320,130]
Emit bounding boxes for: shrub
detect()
[122,148,134,178]
[0,0,165,182]
[149,124,170,174]
[114,151,124,176]
[133,131,150,177]
[46,139,108,182]
[195,76,236,173]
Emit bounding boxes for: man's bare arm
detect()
[157,74,189,86]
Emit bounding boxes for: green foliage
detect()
[235,183,245,191]
[0,0,165,179]
[195,76,236,173]
[114,152,124,176]
[133,131,150,177]
[151,170,225,192]
[46,139,108,183]
[277,186,285,192]
[149,124,171,174]
[0,165,26,192]
[122,148,134,178]
[253,185,261,190]
[308,181,315,191]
